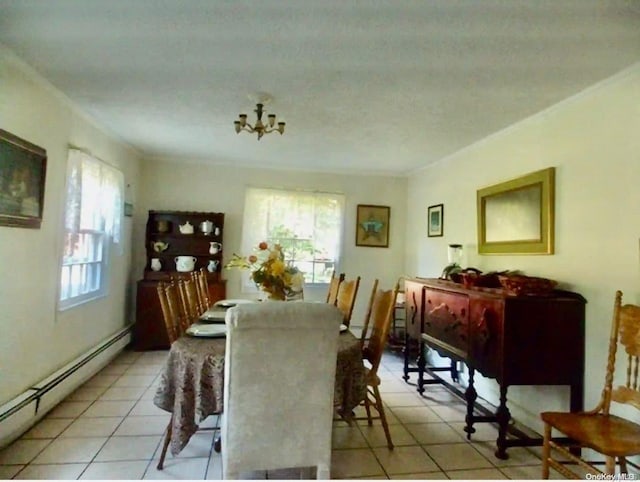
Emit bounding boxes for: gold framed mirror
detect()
[477,167,555,255]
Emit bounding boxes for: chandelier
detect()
[234,103,285,140]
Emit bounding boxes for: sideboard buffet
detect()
[134,210,227,350]
[404,277,586,459]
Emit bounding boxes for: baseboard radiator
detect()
[0,325,132,448]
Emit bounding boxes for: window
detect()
[242,188,344,285]
[58,149,123,310]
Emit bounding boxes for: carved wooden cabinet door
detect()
[468,295,504,379]
[404,280,423,340]
[423,290,470,358]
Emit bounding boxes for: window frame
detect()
[56,149,122,311]
[241,187,345,290]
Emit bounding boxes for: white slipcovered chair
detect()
[221,301,342,479]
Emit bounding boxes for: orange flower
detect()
[248,255,258,263]
[258,241,268,250]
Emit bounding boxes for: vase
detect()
[262,287,286,301]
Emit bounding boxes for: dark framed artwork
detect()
[0,129,47,228]
[427,203,443,237]
[356,204,390,248]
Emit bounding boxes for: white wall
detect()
[406,64,640,431]
[0,47,141,405]
[134,160,407,325]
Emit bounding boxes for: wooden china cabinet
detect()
[134,210,227,350]
[404,277,586,459]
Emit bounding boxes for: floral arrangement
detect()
[225,241,304,300]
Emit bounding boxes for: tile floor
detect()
[0,347,581,479]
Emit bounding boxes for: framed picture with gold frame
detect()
[356,204,390,248]
[477,167,555,255]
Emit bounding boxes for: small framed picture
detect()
[356,204,390,248]
[427,204,443,237]
[124,202,134,217]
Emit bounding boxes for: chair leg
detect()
[541,422,551,479]
[157,416,173,470]
[605,456,615,475]
[364,392,373,426]
[619,457,628,474]
[372,385,394,450]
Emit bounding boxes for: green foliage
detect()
[268,224,316,261]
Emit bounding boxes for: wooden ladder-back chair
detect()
[178,277,201,323]
[359,279,379,347]
[541,291,640,478]
[165,281,189,337]
[353,282,399,450]
[197,267,210,309]
[326,271,345,305]
[157,282,180,344]
[190,270,208,313]
[336,276,361,327]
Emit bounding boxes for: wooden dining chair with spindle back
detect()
[352,281,399,450]
[326,271,345,306]
[178,277,201,324]
[336,276,361,327]
[359,279,379,347]
[157,282,180,344]
[165,281,189,337]
[197,267,211,309]
[540,291,640,478]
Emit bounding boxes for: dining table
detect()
[153,323,366,456]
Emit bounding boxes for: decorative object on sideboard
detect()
[457,269,502,288]
[152,240,170,253]
[199,220,214,235]
[498,273,557,296]
[477,167,555,255]
[356,204,390,248]
[234,99,286,140]
[427,203,443,237]
[209,242,222,255]
[440,243,463,280]
[150,258,162,272]
[0,129,47,229]
[207,259,220,272]
[179,221,194,234]
[175,255,197,272]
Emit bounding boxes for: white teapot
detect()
[179,221,194,234]
[175,256,197,272]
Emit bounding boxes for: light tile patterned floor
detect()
[0,347,579,479]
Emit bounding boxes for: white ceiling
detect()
[1,1,639,175]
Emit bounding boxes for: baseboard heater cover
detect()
[0,325,132,447]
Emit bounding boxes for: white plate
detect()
[199,309,227,322]
[186,324,227,338]
[214,299,257,308]
[340,324,348,333]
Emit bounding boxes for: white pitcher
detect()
[209,242,222,255]
[207,259,219,272]
[150,258,162,272]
